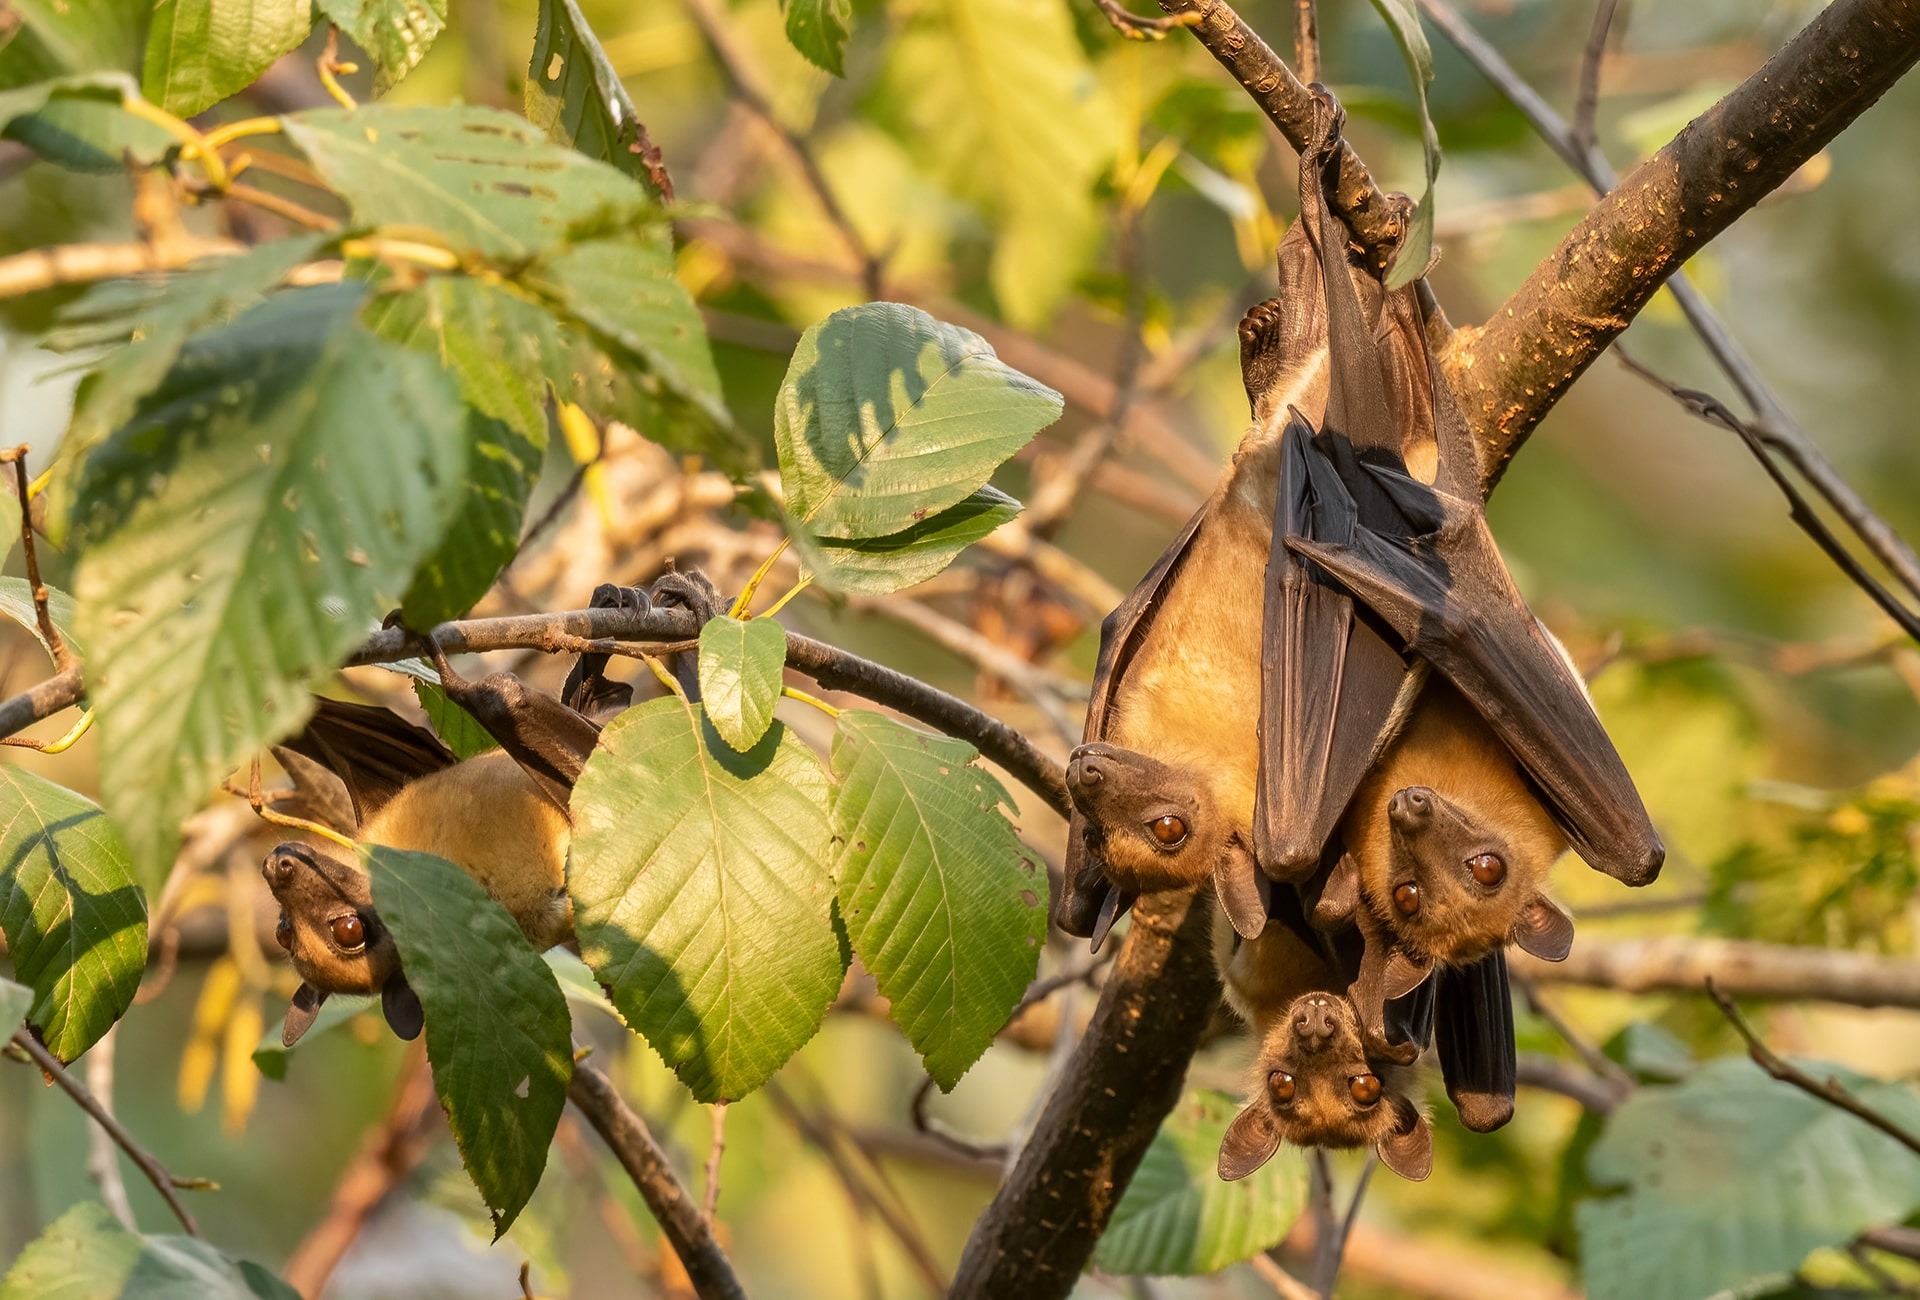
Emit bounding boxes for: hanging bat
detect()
[261,572,717,1046]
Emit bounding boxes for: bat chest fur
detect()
[358,753,575,951]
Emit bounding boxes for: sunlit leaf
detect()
[790,484,1020,595]
[1363,0,1441,289]
[526,0,672,198]
[570,697,840,1102]
[698,616,787,753]
[784,0,852,77]
[142,0,312,117]
[0,1,148,82]
[0,766,147,1062]
[315,0,446,94]
[829,711,1044,1087]
[71,284,468,888]
[1095,1090,1310,1276]
[0,1202,298,1299]
[369,845,572,1236]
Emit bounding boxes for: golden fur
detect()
[1211,904,1341,1038]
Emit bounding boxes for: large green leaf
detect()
[881,0,1114,324]
[784,0,852,77]
[697,616,786,753]
[774,303,1059,541]
[368,846,572,1236]
[1364,0,1441,290]
[0,767,146,1062]
[570,697,840,1103]
[526,0,672,199]
[0,0,149,81]
[829,711,1044,1087]
[141,0,312,117]
[0,73,166,172]
[791,484,1020,595]
[398,408,540,626]
[0,1202,298,1299]
[71,284,468,889]
[378,661,502,760]
[1579,1056,1920,1300]
[1094,1090,1310,1276]
[315,0,446,94]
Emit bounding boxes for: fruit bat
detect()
[261,572,718,1046]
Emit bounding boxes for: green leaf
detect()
[369,845,573,1236]
[141,0,312,117]
[376,659,501,759]
[828,711,1044,1087]
[0,975,31,1028]
[784,0,852,77]
[0,1202,299,1299]
[1095,1090,1310,1276]
[4,93,174,171]
[792,484,1020,595]
[251,994,371,1079]
[697,616,787,752]
[399,408,540,626]
[0,578,80,663]
[71,284,468,889]
[1578,1056,1920,1300]
[775,303,1060,541]
[882,0,1114,325]
[0,482,19,573]
[570,697,840,1102]
[0,766,146,1063]
[526,0,672,199]
[1363,0,1441,290]
[315,0,446,94]
[0,0,148,82]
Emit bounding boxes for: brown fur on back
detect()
[1212,905,1341,1038]
[359,752,573,950]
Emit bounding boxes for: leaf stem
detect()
[759,574,812,618]
[729,539,791,619]
[780,686,840,718]
[317,28,360,111]
[0,708,93,753]
[122,97,231,191]
[199,117,284,152]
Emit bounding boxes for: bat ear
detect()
[382,975,425,1041]
[1509,895,1575,962]
[1218,1104,1283,1181]
[1375,1103,1434,1181]
[1382,949,1434,1000]
[1311,854,1359,931]
[282,983,329,1047]
[1214,838,1269,941]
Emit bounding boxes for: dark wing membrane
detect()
[1056,504,1208,939]
[437,667,601,814]
[1434,950,1517,1133]
[282,697,458,827]
[1285,470,1664,886]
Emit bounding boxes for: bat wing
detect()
[282,697,457,827]
[435,665,601,813]
[1057,505,1207,941]
[1285,465,1664,886]
[1434,949,1517,1133]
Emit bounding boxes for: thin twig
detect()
[1513,935,1920,1009]
[1570,0,1623,157]
[1089,0,1201,41]
[83,1025,136,1230]
[702,1101,728,1226]
[909,1074,1009,1163]
[1251,1252,1321,1300]
[1515,1053,1628,1114]
[1293,0,1319,84]
[1324,1154,1376,1295]
[2,452,69,672]
[9,1027,204,1236]
[1706,979,1920,1159]
[0,238,244,301]
[1514,974,1635,1093]
[566,1058,747,1300]
[1307,1149,1337,1296]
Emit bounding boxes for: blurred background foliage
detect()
[2,0,1918,1295]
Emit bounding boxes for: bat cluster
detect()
[1055,90,1665,1182]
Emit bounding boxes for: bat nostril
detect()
[1388,787,1434,829]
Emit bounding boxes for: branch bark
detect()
[1443,0,1920,476]
[1513,936,1920,1009]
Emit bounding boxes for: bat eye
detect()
[274,915,293,951]
[329,913,367,952]
[1149,815,1188,847]
[1349,1074,1382,1106]
[1268,1071,1296,1103]
[1468,853,1506,887]
[1392,882,1420,916]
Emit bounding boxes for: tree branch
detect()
[566,1059,747,1300]
[1438,0,1920,476]
[1513,936,1920,1009]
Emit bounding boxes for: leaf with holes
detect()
[142,0,312,116]
[1364,0,1441,289]
[71,284,467,889]
[775,302,1059,542]
[0,1202,298,1299]
[369,846,572,1236]
[1095,1090,1310,1276]
[0,766,146,1061]
[1579,1056,1920,1300]
[570,697,840,1102]
[790,484,1020,595]
[698,616,787,752]
[785,0,852,77]
[315,0,446,93]
[526,0,671,198]
[829,711,1044,1087]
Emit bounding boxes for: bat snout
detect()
[263,843,317,890]
[1388,787,1435,832]
[1066,744,1116,795]
[1290,995,1338,1048]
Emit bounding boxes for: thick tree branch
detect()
[1440,0,1920,475]
[1513,936,1920,1009]
[0,665,85,743]
[949,888,1219,1296]
[566,1060,747,1300]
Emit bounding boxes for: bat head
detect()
[1367,783,1574,971]
[1218,992,1432,1182]
[1065,743,1229,895]
[260,842,420,1044]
